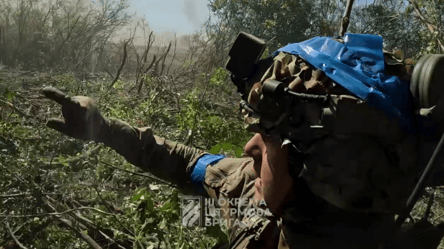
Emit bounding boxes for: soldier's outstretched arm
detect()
[42,87,208,193]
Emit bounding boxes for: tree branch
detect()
[0,98,34,118]
[5,220,29,249]
[109,39,130,89]
[56,217,103,249]
[339,0,355,37]
[99,160,175,187]
[409,0,444,52]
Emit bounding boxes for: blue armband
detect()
[191,154,225,193]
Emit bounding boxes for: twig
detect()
[339,0,355,37]
[105,69,115,79]
[409,0,444,52]
[99,160,176,187]
[15,93,45,99]
[137,55,156,94]
[1,206,116,218]
[424,188,436,220]
[160,41,173,76]
[56,217,103,249]
[109,39,131,89]
[5,220,29,249]
[45,196,132,248]
[166,34,178,76]
[0,192,67,198]
[92,184,135,237]
[43,144,102,168]
[44,201,102,249]
[0,98,34,118]
[97,230,127,249]
[0,193,30,198]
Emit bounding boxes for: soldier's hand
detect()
[42,87,109,141]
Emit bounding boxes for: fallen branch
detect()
[0,193,30,198]
[15,93,45,99]
[44,196,132,249]
[5,220,29,249]
[44,144,102,169]
[1,206,115,218]
[92,184,134,237]
[0,98,34,118]
[424,188,436,220]
[44,202,103,249]
[21,217,55,245]
[99,160,175,187]
[57,217,103,249]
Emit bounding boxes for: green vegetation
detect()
[0,68,247,248]
[1,0,444,248]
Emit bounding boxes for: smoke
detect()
[182,0,200,30]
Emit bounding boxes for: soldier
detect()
[43,33,444,249]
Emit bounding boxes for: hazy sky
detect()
[129,0,211,35]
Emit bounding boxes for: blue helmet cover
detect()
[274,33,416,134]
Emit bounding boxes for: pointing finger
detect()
[46,119,75,137]
[42,87,68,105]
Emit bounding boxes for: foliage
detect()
[404,0,444,55]
[204,0,314,61]
[305,0,347,37]
[0,54,246,248]
[0,0,132,71]
[3,0,444,248]
[348,0,425,57]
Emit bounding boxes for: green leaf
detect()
[209,144,222,154]
[57,155,69,167]
[235,148,243,158]
[145,198,155,213]
[159,200,172,211]
[221,143,232,150]
[3,89,16,101]
[132,188,146,201]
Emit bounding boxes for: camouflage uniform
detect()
[43,49,444,248]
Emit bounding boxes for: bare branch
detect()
[0,193,29,198]
[136,55,156,94]
[0,98,34,118]
[409,0,444,52]
[166,34,178,76]
[5,220,29,249]
[99,160,175,187]
[55,217,103,249]
[339,0,355,37]
[109,39,131,89]
[43,145,102,169]
[160,41,172,76]
[424,188,436,220]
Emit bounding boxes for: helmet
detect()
[225,32,444,214]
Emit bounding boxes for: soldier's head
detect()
[243,131,294,213]
[228,32,426,215]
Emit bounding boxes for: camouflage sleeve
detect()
[97,118,258,196]
[203,157,257,200]
[98,118,206,193]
